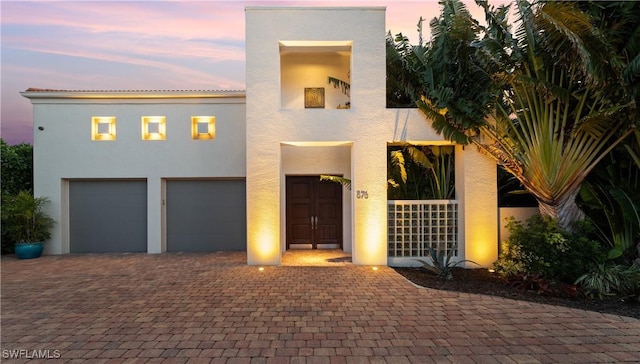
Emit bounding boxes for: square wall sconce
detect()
[142,116,166,140]
[191,116,216,140]
[91,116,116,141]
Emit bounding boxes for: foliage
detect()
[391,0,638,231]
[1,139,34,253]
[578,138,640,263]
[575,1,640,103]
[407,0,495,145]
[327,76,350,98]
[1,139,33,196]
[322,143,456,200]
[1,190,55,244]
[416,242,478,280]
[386,31,421,108]
[319,175,351,190]
[493,215,604,283]
[387,143,455,200]
[506,273,580,298]
[575,262,640,299]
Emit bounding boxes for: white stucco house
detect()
[21,7,498,267]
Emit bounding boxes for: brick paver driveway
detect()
[2,252,640,363]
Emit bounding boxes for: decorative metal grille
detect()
[387,200,458,257]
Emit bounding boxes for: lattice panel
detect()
[387,200,458,257]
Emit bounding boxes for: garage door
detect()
[70,180,147,253]
[166,180,246,252]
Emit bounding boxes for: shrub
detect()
[493,215,605,283]
[575,263,640,299]
[1,140,33,254]
[506,273,581,298]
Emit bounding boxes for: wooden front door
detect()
[286,176,342,249]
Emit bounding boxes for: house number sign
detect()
[356,190,369,199]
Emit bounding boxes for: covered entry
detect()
[166,179,246,252]
[69,180,147,253]
[286,176,342,249]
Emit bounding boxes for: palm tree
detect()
[395,0,637,231]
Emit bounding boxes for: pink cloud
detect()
[1,0,513,145]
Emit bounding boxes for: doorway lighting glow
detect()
[142,116,166,140]
[91,116,116,141]
[191,116,216,140]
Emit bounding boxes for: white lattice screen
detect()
[387,200,458,258]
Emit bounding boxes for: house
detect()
[21,7,498,267]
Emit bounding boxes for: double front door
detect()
[286,176,342,249]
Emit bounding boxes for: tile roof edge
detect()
[24,88,246,93]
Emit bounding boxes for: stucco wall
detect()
[456,145,499,267]
[27,93,246,254]
[281,53,351,109]
[246,7,498,266]
[246,7,390,265]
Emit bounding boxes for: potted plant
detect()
[2,190,55,259]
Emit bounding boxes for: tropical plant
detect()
[387,143,455,200]
[0,139,33,196]
[575,1,640,104]
[321,143,455,200]
[386,31,421,108]
[575,262,640,299]
[492,215,604,283]
[1,139,34,254]
[392,0,637,231]
[416,242,478,280]
[578,141,640,262]
[2,190,55,244]
[319,175,351,190]
[327,76,350,97]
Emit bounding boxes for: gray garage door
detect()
[166,180,246,252]
[70,180,147,253]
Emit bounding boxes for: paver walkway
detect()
[1,251,639,363]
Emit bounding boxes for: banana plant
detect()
[387,143,455,200]
[321,143,455,200]
[392,0,637,231]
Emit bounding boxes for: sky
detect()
[1,0,500,145]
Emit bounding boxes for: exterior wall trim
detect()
[20,89,246,100]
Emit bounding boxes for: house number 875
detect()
[356,190,369,199]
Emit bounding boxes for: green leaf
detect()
[319,175,351,190]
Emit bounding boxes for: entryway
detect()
[286,176,342,249]
[281,249,352,266]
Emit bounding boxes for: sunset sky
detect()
[1,0,501,145]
